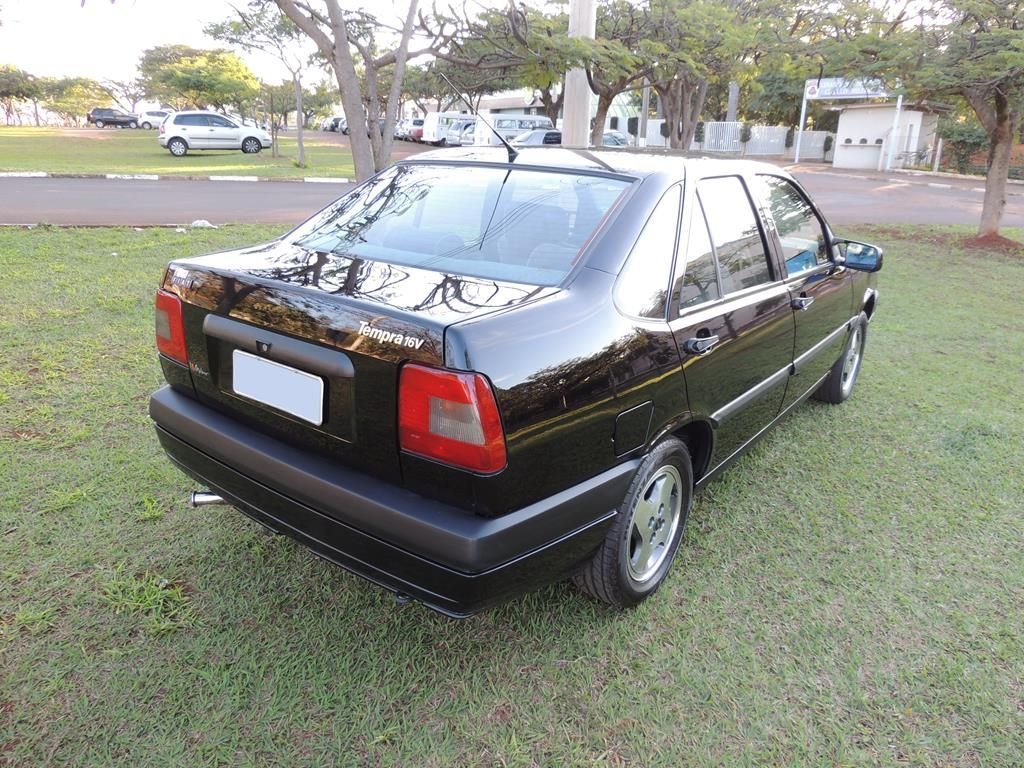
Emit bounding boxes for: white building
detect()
[832,103,940,171]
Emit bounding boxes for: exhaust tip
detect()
[189,490,226,508]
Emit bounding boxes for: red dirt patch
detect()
[963,233,1024,254]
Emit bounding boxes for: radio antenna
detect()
[438,72,518,164]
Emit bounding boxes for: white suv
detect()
[159,111,272,157]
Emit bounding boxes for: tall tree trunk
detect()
[589,92,614,147]
[538,84,564,124]
[966,87,1018,238]
[376,0,419,170]
[292,72,305,168]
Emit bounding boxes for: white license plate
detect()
[232,350,324,425]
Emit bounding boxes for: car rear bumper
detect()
[149,386,633,616]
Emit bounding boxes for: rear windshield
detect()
[291,164,631,285]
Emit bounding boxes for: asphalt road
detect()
[1,166,1022,228]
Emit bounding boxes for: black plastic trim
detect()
[149,386,636,573]
[203,314,354,379]
[792,317,854,375]
[711,363,791,426]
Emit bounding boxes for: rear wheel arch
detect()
[645,416,715,485]
[671,420,714,482]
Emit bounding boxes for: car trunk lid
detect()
[161,240,555,481]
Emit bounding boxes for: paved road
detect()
[1,166,1022,228]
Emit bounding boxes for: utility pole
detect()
[561,0,596,147]
[638,79,650,147]
[725,81,739,123]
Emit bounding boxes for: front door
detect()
[669,174,795,470]
[207,115,243,150]
[753,174,854,407]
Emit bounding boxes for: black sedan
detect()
[150,147,882,616]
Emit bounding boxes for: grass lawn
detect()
[1,225,1022,766]
[0,127,356,179]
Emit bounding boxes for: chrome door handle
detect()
[683,334,720,355]
[791,295,814,311]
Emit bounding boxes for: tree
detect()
[272,0,422,181]
[422,4,588,124]
[645,0,754,149]
[941,118,990,174]
[585,0,654,146]
[0,65,33,125]
[206,2,311,167]
[821,0,1024,239]
[139,45,259,112]
[42,77,111,125]
[104,78,146,112]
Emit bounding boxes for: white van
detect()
[421,111,470,145]
[474,113,555,146]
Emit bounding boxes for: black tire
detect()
[94,120,105,128]
[128,121,138,129]
[141,121,152,130]
[574,438,693,609]
[168,137,188,157]
[813,312,868,404]
[241,137,262,154]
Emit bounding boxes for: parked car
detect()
[149,148,881,617]
[328,115,346,133]
[445,118,476,146]
[511,129,630,147]
[87,108,138,129]
[158,111,272,157]
[474,114,554,145]
[407,118,424,142]
[138,110,172,130]
[395,119,410,140]
[512,129,562,145]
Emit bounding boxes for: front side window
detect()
[614,185,682,319]
[755,175,830,275]
[696,176,773,294]
[291,165,631,286]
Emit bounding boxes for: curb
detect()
[0,171,351,184]
[786,166,1023,196]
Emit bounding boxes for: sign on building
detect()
[804,78,890,101]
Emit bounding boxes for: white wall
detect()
[834,105,927,170]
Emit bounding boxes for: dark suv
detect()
[87,108,139,129]
[149,148,882,617]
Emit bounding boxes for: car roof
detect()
[404,146,789,180]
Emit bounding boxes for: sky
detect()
[0,0,318,84]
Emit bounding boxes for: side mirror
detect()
[833,239,883,272]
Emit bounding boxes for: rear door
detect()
[669,174,795,469]
[753,174,853,407]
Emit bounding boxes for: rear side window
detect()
[291,165,631,286]
[175,114,208,127]
[543,132,561,145]
[614,185,682,319]
[696,176,773,294]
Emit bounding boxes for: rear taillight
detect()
[155,289,188,365]
[159,123,165,135]
[398,363,506,474]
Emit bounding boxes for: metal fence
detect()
[633,120,833,160]
[785,131,835,162]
